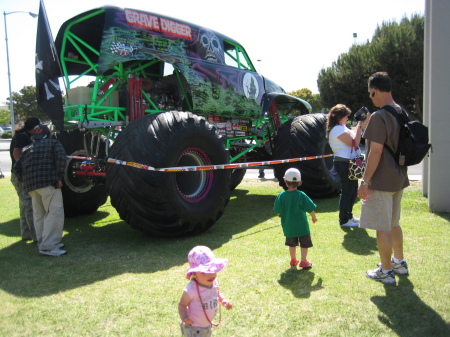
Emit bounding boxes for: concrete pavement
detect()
[0,139,11,177]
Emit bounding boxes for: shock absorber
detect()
[98,77,116,95]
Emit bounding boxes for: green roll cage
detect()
[56,7,309,164]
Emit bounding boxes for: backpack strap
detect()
[381,105,408,162]
[382,105,410,125]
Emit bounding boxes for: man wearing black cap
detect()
[10,117,40,241]
[13,124,68,256]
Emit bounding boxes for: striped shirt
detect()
[13,139,67,192]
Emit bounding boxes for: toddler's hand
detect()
[182,318,194,326]
[221,299,233,310]
[312,217,318,223]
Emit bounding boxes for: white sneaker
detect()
[351,217,360,223]
[341,220,359,227]
[392,260,409,275]
[366,267,396,284]
[377,259,409,275]
[39,248,67,256]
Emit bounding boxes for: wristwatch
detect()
[361,180,369,186]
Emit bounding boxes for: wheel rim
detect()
[64,149,95,193]
[176,148,213,202]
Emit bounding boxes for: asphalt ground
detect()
[0,139,422,180]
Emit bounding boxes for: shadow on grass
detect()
[312,194,378,256]
[277,268,324,298]
[340,227,377,255]
[371,277,450,336]
[0,188,277,298]
[0,219,20,238]
[435,212,450,222]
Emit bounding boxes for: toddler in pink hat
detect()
[178,246,232,336]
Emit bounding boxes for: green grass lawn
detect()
[0,178,449,336]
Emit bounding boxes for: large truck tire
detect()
[55,130,108,217]
[273,113,340,199]
[230,169,246,191]
[106,111,231,237]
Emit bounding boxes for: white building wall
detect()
[424,0,450,212]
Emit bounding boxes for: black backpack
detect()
[382,105,431,166]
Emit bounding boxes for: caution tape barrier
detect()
[95,154,335,172]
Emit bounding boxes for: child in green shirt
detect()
[274,168,317,268]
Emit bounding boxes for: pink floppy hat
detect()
[185,246,228,280]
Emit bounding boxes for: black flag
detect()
[35,0,64,132]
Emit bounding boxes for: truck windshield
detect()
[223,40,254,71]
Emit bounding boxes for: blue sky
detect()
[1,0,424,105]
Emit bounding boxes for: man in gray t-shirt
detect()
[358,72,410,285]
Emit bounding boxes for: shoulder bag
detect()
[348,139,365,180]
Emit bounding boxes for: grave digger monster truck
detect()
[46,6,340,237]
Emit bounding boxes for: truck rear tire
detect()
[230,169,246,190]
[273,113,340,198]
[106,111,231,237]
[56,130,108,217]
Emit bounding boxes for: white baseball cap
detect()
[283,168,301,182]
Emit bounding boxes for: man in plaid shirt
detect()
[13,124,68,256]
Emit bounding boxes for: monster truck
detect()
[43,6,339,236]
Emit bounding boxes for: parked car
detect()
[0,127,4,135]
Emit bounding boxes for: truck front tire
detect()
[106,111,230,237]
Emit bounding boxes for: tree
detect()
[288,88,322,112]
[6,85,49,125]
[370,14,424,120]
[318,42,376,113]
[0,109,10,124]
[318,14,424,120]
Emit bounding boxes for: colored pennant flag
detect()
[35,0,64,132]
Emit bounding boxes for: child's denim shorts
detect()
[180,322,212,337]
